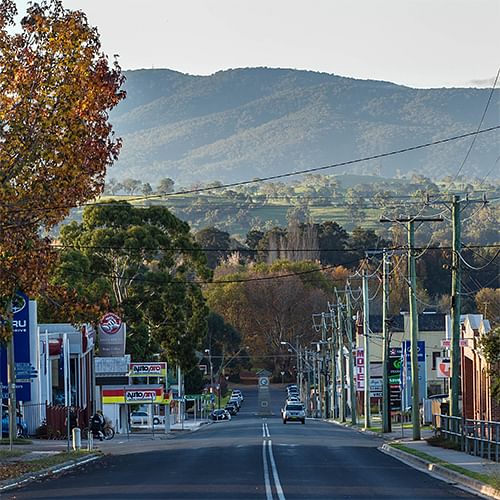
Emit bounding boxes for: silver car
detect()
[282,403,305,424]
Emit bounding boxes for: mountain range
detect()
[108,67,499,185]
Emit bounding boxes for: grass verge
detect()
[0,438,33,445]
[390,443,499,487]
[0,449,28,459]
[0,450,97,482]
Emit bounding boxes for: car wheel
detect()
[301,419,305,424]
[283,419,286,424]
[153,417,160,425]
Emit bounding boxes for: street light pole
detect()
[205,349,214,410]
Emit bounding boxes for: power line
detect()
[457,249,500,271]
[474,154,500,193]
[55,258,365,286]
[125,126,500,199]
[446,67,500,189]
[49,242,500,253]
[3,125,500,216]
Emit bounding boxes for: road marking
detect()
[262,440,273,500]
[267,440,286,500]
[262,421,271,437]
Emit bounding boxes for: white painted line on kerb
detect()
[262,440,273,500]
[267,440,286,500]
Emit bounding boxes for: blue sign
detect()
[1,292,32,401]
[401,340,426,409]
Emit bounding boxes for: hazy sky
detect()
[14,0,500,88]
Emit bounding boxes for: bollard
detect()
[72,427,81,451]
[87,429,93,451]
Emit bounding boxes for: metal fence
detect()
[43,405,89,439]
[434,414,500,462]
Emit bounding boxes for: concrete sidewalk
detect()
[394,438,500,477]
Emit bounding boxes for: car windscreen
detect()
[286,405,304,411]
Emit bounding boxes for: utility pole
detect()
[426,194,487,417]
[407,220,420,441]
[321,313,328,419]
[329,336,335,419]
[382,250,391,433]
[335,290,346,422]
[345,290,357,425]
[381,215,442,441]
[362,270,371,429]
[450,195,461,418]
[7,330,16,451]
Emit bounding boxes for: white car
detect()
[231,390,244,401]
[130,410,164,426]
[282,403,306,424]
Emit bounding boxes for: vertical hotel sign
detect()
[0,292,31,401]
[98,313,126,357]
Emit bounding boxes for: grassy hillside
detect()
[107,67,500,185]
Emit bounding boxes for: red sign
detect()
[99,313,122,335]
[102,385,164,403]
[436,357,451,378]
[441,339,468,349]
[356,348,365,390]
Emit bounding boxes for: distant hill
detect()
[108,68,500,185]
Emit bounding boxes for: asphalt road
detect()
[5,385,478,499]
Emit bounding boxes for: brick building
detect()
[461,314,500,421]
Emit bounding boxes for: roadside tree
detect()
[0,0,124,444]
[0,0,124,335]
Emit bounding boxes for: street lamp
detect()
[281,340,302,397]
[204,349,214,410]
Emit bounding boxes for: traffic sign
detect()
[436,357,450,378]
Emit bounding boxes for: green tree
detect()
[195,227,232,269]
[121,178,141,195]
[52,202,210,367]
[141,182,153,196]
[479,327,500,402]
[317,221,349,265]
[157,178,175,194]
[206,311,247,377]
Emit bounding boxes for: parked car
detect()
[224,403,238,416]
[282,403,306,424]
[210,409,231,421]
[129,410,164,426]
[231,390,244,401]
[1,404,28,437]
[228,397,241,409]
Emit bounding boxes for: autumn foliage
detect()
[0,0,125,339]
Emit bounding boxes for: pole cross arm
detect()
[380,217,444,223]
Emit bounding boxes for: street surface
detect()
[4,385,477,499]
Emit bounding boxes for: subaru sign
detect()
[1,292,32,401]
